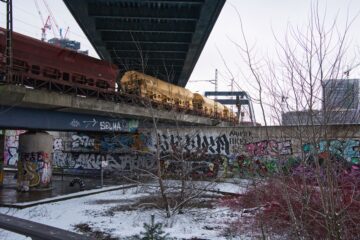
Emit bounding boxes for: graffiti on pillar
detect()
[157,133,230,155]
[20,151,51,187]
[4,130,25,166]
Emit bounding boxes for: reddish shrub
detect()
[221,169,360,239]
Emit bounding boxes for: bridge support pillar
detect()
[17,131,53,191]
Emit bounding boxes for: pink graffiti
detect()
[245,140,292,157]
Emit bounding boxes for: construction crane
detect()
[33,0,51,41]
[41,0,61,38]
[33,0,86,53]
[344,62,360,78]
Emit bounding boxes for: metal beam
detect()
[98,29,194,34]
[95,18,196,32]
[98,1,204,5]
[105,40,190,45]
[110,51,187,60]
[88,5,200,20]
[106,43,189,53]
[113,56,185,61]
[205,91,248,97]
[101,31,192,42]
[110,49,188,54]
[216,99,250,105]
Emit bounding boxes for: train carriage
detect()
[121,71,194,110]
[0,27,117,96]
[0,27,236,123]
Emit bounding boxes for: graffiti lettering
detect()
[71,134,95,149]
[157,133,229,155]
[303,139,360,164]
[246,140,292,157]
[100,121,127,131]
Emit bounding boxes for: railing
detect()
[0,213,93,240]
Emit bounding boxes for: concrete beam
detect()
[0,85,222,126]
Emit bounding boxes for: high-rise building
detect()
[282,79,360,125]
[323,79,359,111]
[47,38,88,55]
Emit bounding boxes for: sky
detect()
[1,0,360,124]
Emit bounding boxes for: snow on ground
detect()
[0,180,250,240]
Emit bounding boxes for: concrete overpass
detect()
[63,0,226,86]
[0,85,227,132]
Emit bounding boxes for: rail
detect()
[0,213,93,240]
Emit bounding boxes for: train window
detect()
[86,78,95,86]
[72,74,86,84]
[96,79,110,89]
[31,65,40,75]
[13,59,29,72]
[43,67,60,79]
[62,72,70,81]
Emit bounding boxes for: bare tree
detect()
[223,3,360,239]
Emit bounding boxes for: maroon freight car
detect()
[0,27,117,95]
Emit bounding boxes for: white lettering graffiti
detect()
[100,121,127,131]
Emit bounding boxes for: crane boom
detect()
[42,0,60,38]
[33,0,51,41]
[33,0,45,26]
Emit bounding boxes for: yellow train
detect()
[120,71,236,122]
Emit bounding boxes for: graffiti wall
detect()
[152,128,295,177]
[3,130,25,166]
[2,125,360,178]
[303,139,360,164]
[52,132,154,174]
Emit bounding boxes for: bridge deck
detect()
[0,85,226,131]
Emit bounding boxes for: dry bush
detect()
[221,164,360,239]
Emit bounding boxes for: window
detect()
[31,65,40,75]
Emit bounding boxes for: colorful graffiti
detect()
[245,140,292,157]
[52,132,155,174]
[4,130,25,166]
[18,151,52,189]
[303,139,360,165]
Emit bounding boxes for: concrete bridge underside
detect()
[63,0,226,86]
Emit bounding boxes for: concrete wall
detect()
[2,124,360,176]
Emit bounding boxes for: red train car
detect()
[0,27,118,95]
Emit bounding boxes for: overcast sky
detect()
[1,0,360,124]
